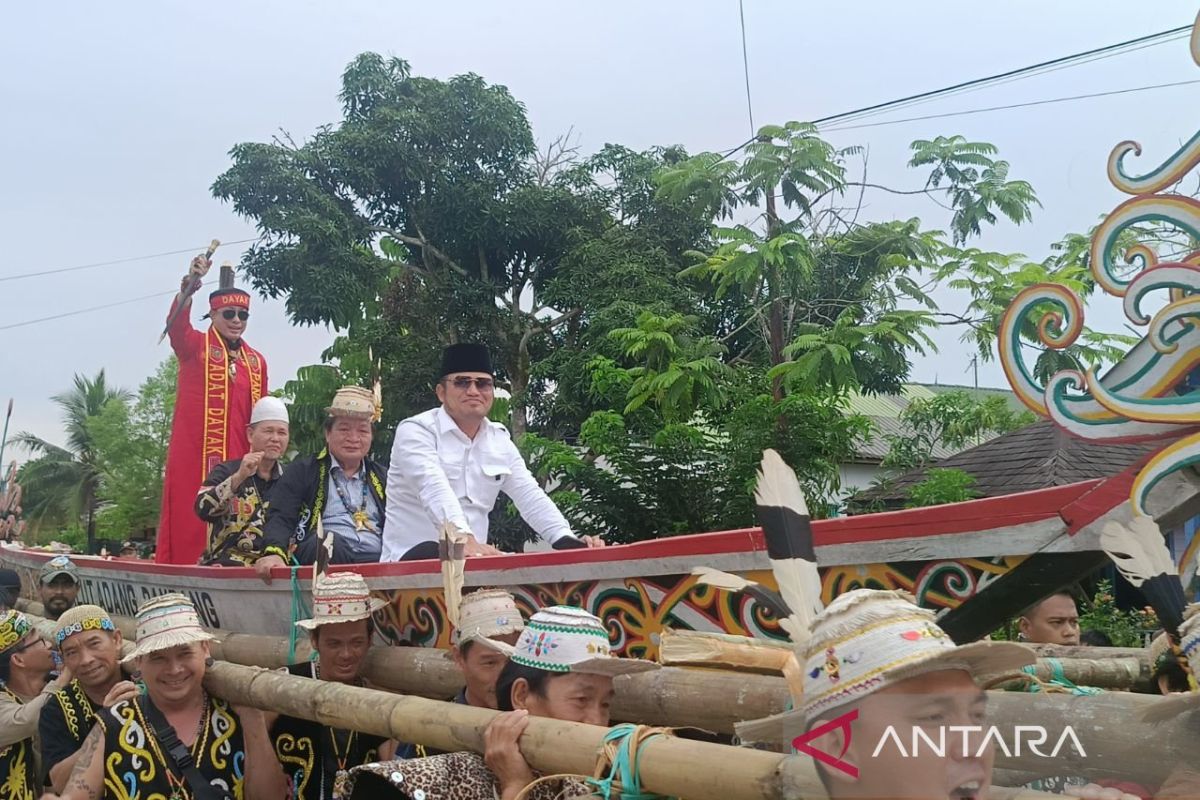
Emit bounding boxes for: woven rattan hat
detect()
[453,589,525,646]
[798,589,1035,721]
[122,594,215,663]
[481,605,658,676]
[295,572,386,631]
[326,386,379,422]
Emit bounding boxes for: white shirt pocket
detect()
[471,462,511,509]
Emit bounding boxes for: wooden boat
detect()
[5,458,1189,656]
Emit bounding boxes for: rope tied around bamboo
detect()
[514,724,677,800]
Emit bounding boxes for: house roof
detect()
[846,383,1022,463]
[851,419,1165,506]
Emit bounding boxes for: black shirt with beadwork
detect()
[0,686,37,800]
[38,679,100,784]
[271,662,387,800]
[96,694,245,800]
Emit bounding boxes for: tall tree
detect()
[214,55,705,437]
[14,371,130,553]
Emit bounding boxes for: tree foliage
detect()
[209,51,1110,544]
[89,359,177,541]
[882,390,1034,472]
[14,370,131,551]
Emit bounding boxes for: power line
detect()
[0,238,258,284]
[737,0,755,137]
[0,283,212,332]
[823,33,1190,128]
[820,78,1200,133]
[812,24,1192,128]
[710,24,1190,161]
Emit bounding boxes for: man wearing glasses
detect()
[157,252,269,565]
[383,343,604,561]
[0,610,73,797]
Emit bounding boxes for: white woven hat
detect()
[250,396,289,425]
[295,572,386,631]
[481,605,658,676]
[326,386,379,421]
[453,589,525,646]
[800,589,1035,722]
[123,593,216,663]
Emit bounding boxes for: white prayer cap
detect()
[250,396,290,425]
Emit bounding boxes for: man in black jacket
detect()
[196,396,290,566]
[257,387,386,581]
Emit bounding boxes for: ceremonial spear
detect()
[157,238,220,344]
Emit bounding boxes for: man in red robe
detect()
[156,254,268,564]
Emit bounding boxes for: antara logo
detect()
[791,708,859,778]
[792,710,1088,780]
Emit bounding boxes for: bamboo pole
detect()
[658,628,1157,692]
[27,612,1173,796]
[659,629,793,673]
[207,661,818,800]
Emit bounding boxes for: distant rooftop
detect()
[851,419,1165,508]
[846,382,1023,464]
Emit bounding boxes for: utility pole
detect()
[0,399,11,496]
[967,356,979,390]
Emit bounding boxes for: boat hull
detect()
[1,471,1144,655]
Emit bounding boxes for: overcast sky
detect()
[3,1,1198,451]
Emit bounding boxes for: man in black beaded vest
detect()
[40,605,139,793]
[267,572,394,800]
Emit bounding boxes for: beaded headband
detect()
[55,616,116,646]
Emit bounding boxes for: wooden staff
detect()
[158,238,220,344]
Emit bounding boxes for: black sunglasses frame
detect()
[220,309,250,321]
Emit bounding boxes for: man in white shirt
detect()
[383,343,604,561]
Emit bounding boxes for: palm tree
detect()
[14,371,130,553]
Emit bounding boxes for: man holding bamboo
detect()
[39,606,138,793]
[268,572,393,800]
[393,589,526,759]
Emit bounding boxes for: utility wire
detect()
[820,78,1200,133]
[0,283,212,332]
[737,0,756,137]
[822,33,1190,128]
[0,238,258,284]
[712,24,1189,162]
[812,24,1191,128]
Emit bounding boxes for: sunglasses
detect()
[220,309,250,321]
[447,377,495,391]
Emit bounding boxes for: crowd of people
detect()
[155,252,602,572]
[1,555,1197,800]
[0,257,1197,800]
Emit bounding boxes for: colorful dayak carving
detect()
[1000,13,1200,534]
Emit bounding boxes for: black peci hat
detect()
[440,343,493,378]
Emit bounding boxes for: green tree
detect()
[213,56,710,438]
[657,126,1040,399]
[882,390,1035,472]
[905,468,980,508]
[88,359,177,541]
[14,371,130,553]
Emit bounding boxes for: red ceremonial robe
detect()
[156,297,267,564]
